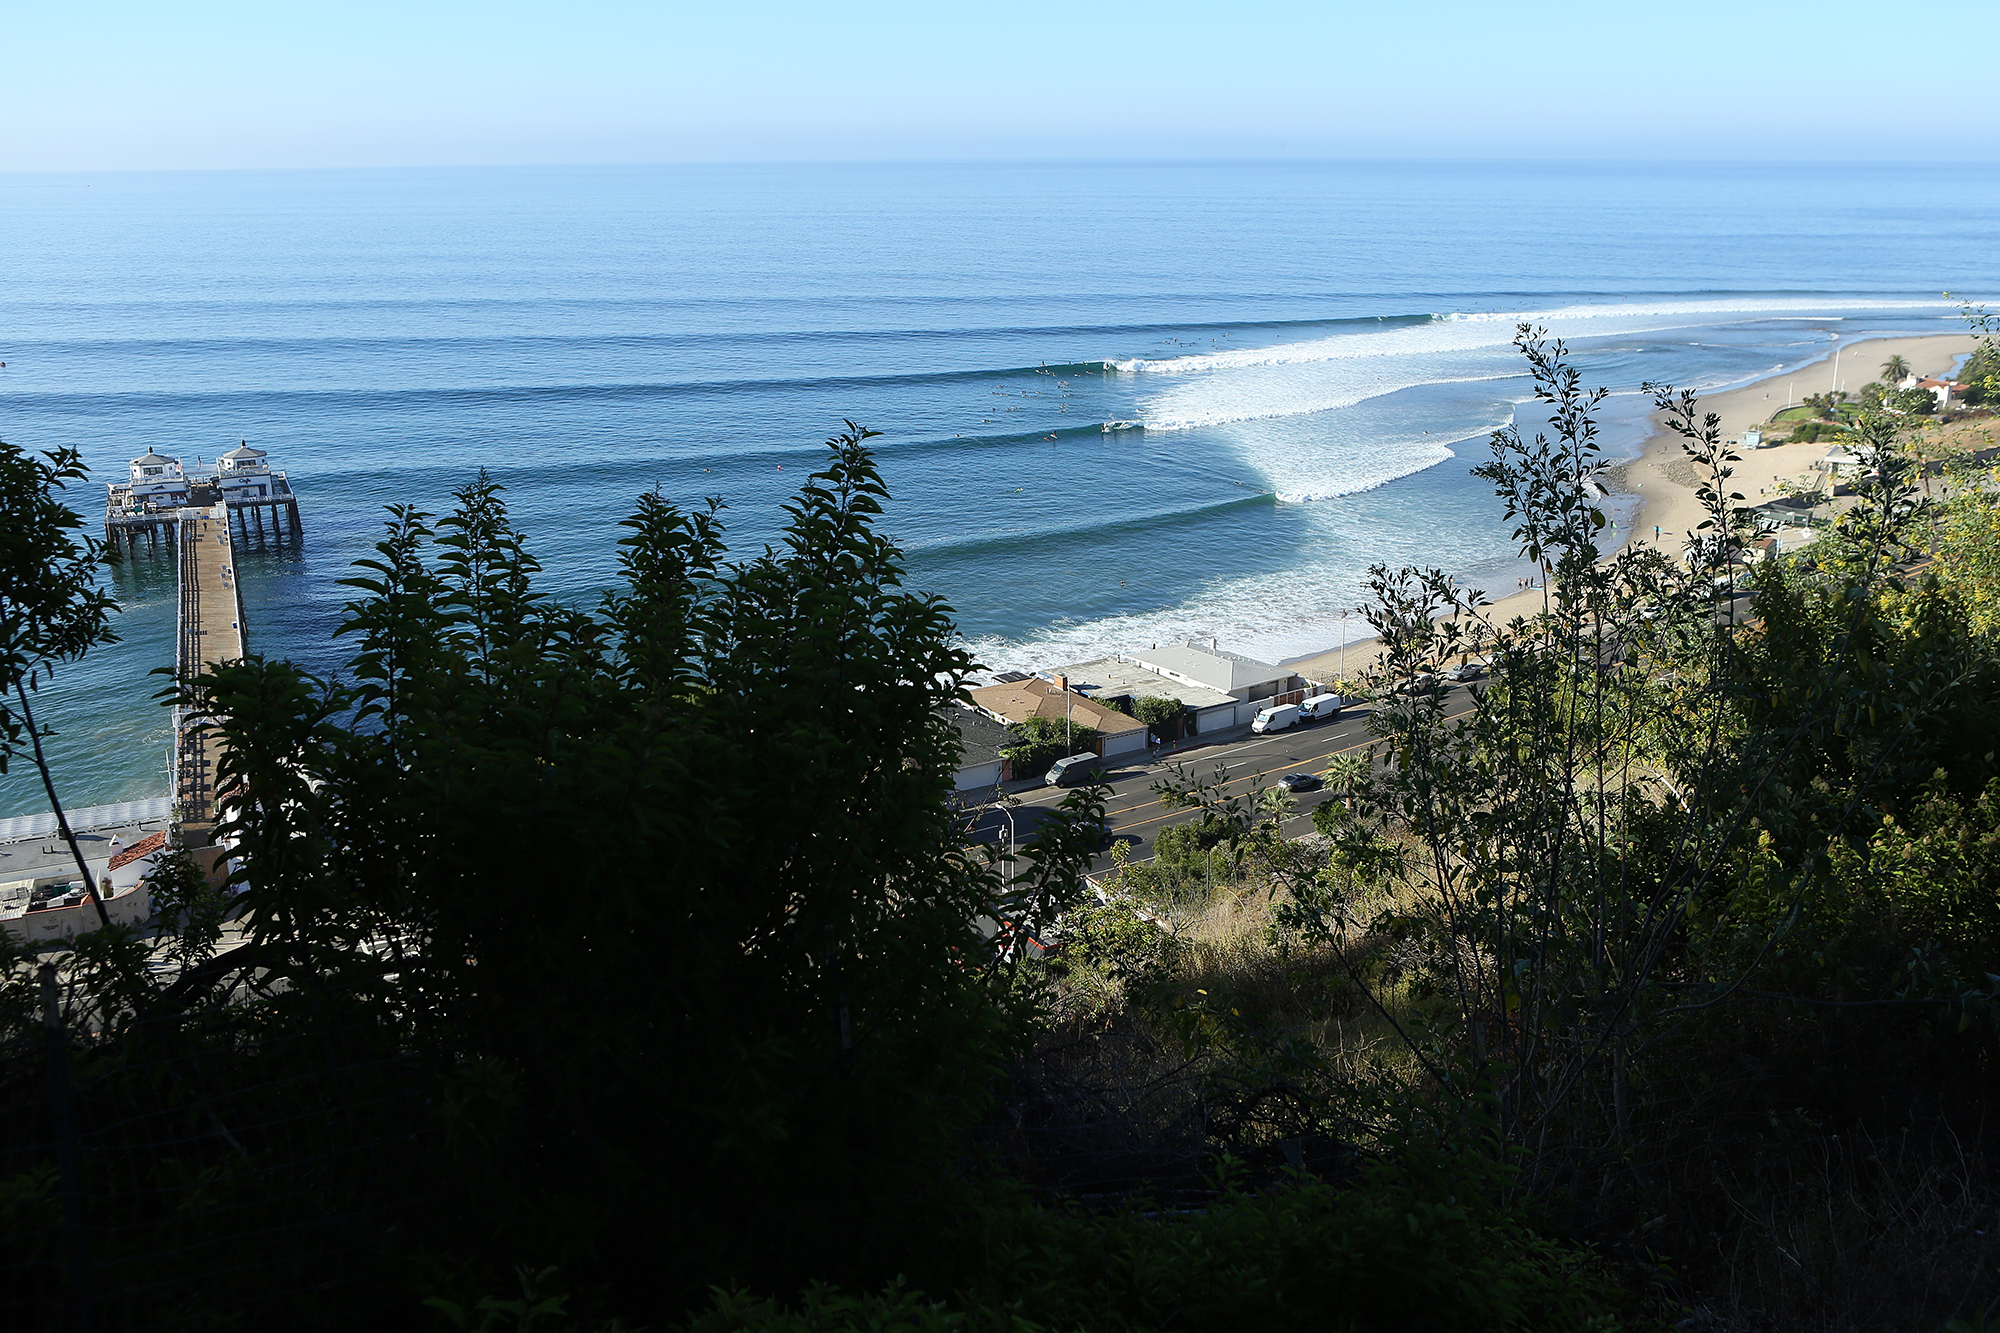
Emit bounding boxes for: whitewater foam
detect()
[1100,297,1965,507]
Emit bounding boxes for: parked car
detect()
[1387,673,1442,698]
[1277,772,1322,793]
[1442,662,1485,683]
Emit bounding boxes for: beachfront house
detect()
[967,676,1151,758]
[1916,378,1962,410]
[1128,643,1300,704]
[1053,655,1241,737]
[943,706,1015,792]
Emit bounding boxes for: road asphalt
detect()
[968,689,1466,875]
[967,585,1769,877]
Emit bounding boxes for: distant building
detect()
[942,706,1014,792]
[966,676,1150,758]
[1126,643,1301,705]
[126,450,191,508]
[215,442,275,499]
[1052,656,1240,736]
[1916,378,1962,410]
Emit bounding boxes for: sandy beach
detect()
[1286,332,1979,684]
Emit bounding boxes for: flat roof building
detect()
[1125,643,1299,703]
[1052,656,1236,711]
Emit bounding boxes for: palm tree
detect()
[1881,353,1912,385]
[1321,753,1371,797]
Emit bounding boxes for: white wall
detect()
[1100,728,1148,757]
[3,883,153,943]
[1192,703,1238,733]
[954,760,1003,793]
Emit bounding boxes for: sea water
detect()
[3,160,1998,816]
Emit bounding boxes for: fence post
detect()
[40,962,90,1332]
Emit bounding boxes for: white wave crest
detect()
[1268,440,1460,504]
[1117,296,1962,434]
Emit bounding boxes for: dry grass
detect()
[1676,1125,2000,1332]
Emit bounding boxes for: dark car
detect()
[1387,673,1443,697]
[1277,772,1323,793]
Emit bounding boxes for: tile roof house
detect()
[106,830,167,891]
[1915,377,1963,409]
[967,676,1150,757]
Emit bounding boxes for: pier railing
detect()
[171,513,212,829]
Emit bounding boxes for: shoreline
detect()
[1282,331,1979,683]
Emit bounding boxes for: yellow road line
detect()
[1106,705,1476,837]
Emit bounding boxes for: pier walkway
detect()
[173,504,246,836]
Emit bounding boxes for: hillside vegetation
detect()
[5,320,2000,1331]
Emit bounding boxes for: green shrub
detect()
[690,1110,1634,1333]
[1889,386,1937,415]
[1049,901,1178,984]
[1000,716,1102,777]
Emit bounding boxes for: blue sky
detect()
[6,0,1996,170]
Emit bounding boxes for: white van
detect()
[1298,693,1345,722]
[1251,703,1301,735]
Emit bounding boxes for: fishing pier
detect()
[104,444,301,836]
[171,506,246,833]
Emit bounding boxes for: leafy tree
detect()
[999,715,1101,775]
[0,438,119,926]
[1888,385,1937,415]
[1961,341,2000,405]
[1881,353,1912,384]
[1165,326,1955,1195]
[1131,695,1184,731]
[153,425,1110,1316]
[1929,487,2000,638]
[1956,303,2000,405]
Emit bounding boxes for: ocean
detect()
[3,160,1998,817]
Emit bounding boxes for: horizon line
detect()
[6,154,2000,178]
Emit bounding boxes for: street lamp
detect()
[995,798,1019,876]
[1830,332,1842,396]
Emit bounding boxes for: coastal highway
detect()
[967,692,1468,875]
[973,589,1762,875]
